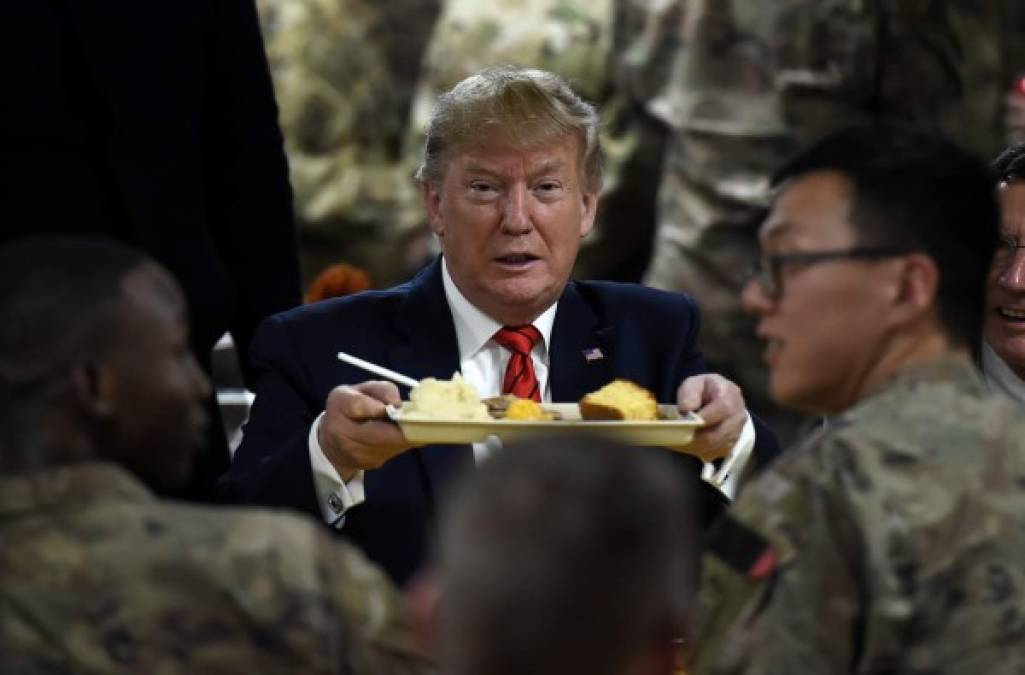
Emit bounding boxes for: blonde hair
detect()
[415,67,603,192]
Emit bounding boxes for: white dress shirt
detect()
[308,259,754,525]
[982,340,1025,406]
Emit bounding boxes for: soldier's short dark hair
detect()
[993,142,1025,184]
[0,236,147,447]
[772,122,998,349]
[415,66,604,193]
[437,436,697,675]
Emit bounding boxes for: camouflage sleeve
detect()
[316,532,436,675]
[617,0,686,109]
[647,0,881,210]
[262,0,421,247]
[650,1,1010,198]
[690,449,864,674]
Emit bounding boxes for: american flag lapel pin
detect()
[582,347,604,363]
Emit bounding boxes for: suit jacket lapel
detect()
[549,282,616,401]
[387,257,472,499]
[389,257,462,385]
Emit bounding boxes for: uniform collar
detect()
[0,462,154,518]
[841,353,985,423]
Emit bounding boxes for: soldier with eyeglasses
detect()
[983,143,1025,405]
[690,123,1025,674]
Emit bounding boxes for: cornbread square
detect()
[579,379,658,420]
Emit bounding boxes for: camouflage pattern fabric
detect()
[691,356,1025,674]
[399,0,667,282]
[256,0,440,288]
[640,0,1023,445]
[0,463,432,675]
[412,0,612,104]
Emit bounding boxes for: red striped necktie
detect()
[493,325,543,401]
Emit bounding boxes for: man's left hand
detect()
[675,374,746,462]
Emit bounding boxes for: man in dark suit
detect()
[217,67,780,586]
[1,0,301,497]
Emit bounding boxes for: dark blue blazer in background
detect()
[216,257,781,585]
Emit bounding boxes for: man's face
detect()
[104,264,210,490]
[742,171,902,414]
[985,182,1025,379]
[422,136,597,325]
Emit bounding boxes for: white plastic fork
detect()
[336,351,419,389]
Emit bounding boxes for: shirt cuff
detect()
[701,412,755,500]
[308,412,366,528]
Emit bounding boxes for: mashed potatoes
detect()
[401,373,491,420]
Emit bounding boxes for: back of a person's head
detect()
[437,437,697,675]
[773,122,998,349]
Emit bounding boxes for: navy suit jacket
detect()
[217,258,780,585]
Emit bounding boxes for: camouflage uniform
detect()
[691,356,1025,674]
[400,0,667,282]
[641,0,1024,445]
[0,463,432,675]
[256,0,440,288]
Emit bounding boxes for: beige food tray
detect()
[388,403,703,447]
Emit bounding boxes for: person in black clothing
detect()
[1,0,302,497]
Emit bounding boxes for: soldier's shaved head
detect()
[0,236,209,490]
[0,237,143,392]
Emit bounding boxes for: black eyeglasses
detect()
[993,235,1025,271]
[747,247,912,300]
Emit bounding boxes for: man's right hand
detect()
[317,380,415,481]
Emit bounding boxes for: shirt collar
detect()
[0,462,154,517]
[441,257,557,361]
[982,340,1025,406]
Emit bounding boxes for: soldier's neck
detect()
[0,417,97,476]
[855,329,964,405]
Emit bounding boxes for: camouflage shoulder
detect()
[161,503,432,672]
[693,374,1025,672]
[323,540,435,675]
[692,450,860,674]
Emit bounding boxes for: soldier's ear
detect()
[421,181,446,238]
[891,253,939,323]
[71,361,117,420]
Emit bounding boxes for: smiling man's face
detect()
[422,136,597,326]
[985,182,1025,379]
